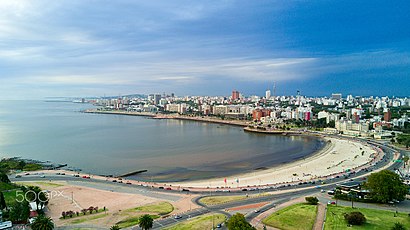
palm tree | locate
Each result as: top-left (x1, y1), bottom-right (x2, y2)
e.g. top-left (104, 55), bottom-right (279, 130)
top-left (31, 215), bottom-right (54, 230)
top-left (110, 225), bottom-right (120, 230)
top-left (139, 214), bottom-right (153, 230)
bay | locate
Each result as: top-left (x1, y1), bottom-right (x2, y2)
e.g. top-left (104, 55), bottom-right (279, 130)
top-left (0, 100), bottom-right (324, 182)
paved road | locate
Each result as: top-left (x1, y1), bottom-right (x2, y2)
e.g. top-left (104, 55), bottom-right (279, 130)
top-left (11, 140), bottom-right (406, 229)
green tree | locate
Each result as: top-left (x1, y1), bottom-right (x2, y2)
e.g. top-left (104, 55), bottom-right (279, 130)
top-left (110, 225), bottom-right (120, 230)
top-left (25, 186), bottom-right (48, 210)
top-left (31, 215), bottom-right (54, 230)
top-left (226, 213), bottom-right (256, 230)
top-left (365, 170), bottom-right (408, 203)
top-left (305, 196), bottom-right (319, 205)
top-left (0, 191), bottom-right (6, 210)
top-left (9, 201), bottom-right (30, 223)
top-left (0, 173), bottom-right (10, 183)
top-left (344, 212), bottom-right (366, 225)
top-left (391, 222), bottom-right (406, 230)
top-left (139, 214), bottom-right (153, 230)
top-left (403, 156), bottom-right (409, 167)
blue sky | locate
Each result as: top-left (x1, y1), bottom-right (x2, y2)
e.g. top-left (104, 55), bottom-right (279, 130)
top-left (0, 0), bottom-right (409, 99)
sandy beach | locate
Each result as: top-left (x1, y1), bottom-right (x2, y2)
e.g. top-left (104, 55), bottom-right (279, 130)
top-left (171, 137), bottom-right (380, 188)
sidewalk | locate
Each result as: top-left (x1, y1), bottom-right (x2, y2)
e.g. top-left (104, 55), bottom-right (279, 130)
top-left (312, 203), bottom-right (327, 230)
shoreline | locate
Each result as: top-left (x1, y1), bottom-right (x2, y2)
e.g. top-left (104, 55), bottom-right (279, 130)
top-left (84, 108), bottom-right (382, 188)
top-left (171, 136), bottom-right (381, 188)
top-left (10, 108), bottom-right (386, 190)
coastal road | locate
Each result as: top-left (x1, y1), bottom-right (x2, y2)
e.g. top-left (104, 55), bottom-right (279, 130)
top-left (10, 141), bottom-right (406, 229)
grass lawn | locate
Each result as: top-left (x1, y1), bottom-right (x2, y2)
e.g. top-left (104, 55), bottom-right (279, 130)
top-left (17, 181), bottom-right (64, 188)
top-left (325, 205), bottom-right (410, 230)
top-left (2, 189), bottom-right (22, 207)
top-left (200, 194), bottom-right (268, 206)
top-left (163, 213), bottom-right (226, 230)
top-left (70, 213), bottom-right (108, 224)
top-left (263, 203), bottom-right (318, 230)
top-left (115, 202), bottom-right (173, 228)
top-left (116, 215), bottom-right (159, 229)
top-left (0, 181), bottom-right (19, 191)
top-left (134, 201), bottom-right (174, 215)
top-left (200, 195), bottom-right (246, 206)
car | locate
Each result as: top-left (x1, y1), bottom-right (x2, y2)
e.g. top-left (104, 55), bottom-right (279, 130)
top-left (61, 173), bottom-right (65, 175)
top-left (15, 175), bottom-right (22, 178)
top-left (158, 186), bottom-right (164, 189)
top-left (112, 180), bottom-right (117, 182)
top-left (182, 188), bottom-right (190, 192)
top-left (216, 224), bottom-right (222, 228)
top-left (327, 190), bottom-right (335, 195)
top-left (321, 189), bottom-right (325, 193)
top-left (73, 174), bottom-right (80, 177)
top-left (56, 172), bottom-right (61, 175)
top-left (118, 180), bottom-right (123, 183)
top-left (241, 188), bottom-right (248, 191)
top-left (126, 182), bottom-right (132, 185)
top-left (40, 175), bottom-right (45, 178)
top-left (82, 176), bottom-right (90, 179)
top-left (25, 173), bottom-right (30, 175)
top-left (174, 215), bottom-right (182, 219)
top-left (254, 209), bottom-right (260, 213)
top-left (166, 187), bottom-right (172, 190)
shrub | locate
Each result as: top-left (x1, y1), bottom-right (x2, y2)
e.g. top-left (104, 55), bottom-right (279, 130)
top-left (344, 211), bottom-right (366, 225)
top-left (305, 196), bottom-right (319, 205)
top-left (391, 222), bottom-right (406, 230)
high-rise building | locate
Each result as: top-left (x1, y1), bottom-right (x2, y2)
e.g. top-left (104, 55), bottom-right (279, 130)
top-left (332, 93), bottom-right (342, 100)
top-left (265, 90), bottom-right (271, 99)
top-left (232, 90), bottom-right (240, 100)
top-left (384, 109), bottom-right (392, 122)
top-left (353, 112), bottom-right (360, 123)
top-left (154, 94), bottom-right (161, 105)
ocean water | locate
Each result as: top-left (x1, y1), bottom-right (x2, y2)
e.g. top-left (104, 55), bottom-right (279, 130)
top-left (0, 100), bottom-right (324, 182)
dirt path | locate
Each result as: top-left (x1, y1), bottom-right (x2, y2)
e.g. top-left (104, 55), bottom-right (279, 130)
top-left (313, 203), bottom-right (327, 230)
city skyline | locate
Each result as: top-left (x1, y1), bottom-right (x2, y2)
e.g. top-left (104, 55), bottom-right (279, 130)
top-left (0, 1), bottom-right (409, 99)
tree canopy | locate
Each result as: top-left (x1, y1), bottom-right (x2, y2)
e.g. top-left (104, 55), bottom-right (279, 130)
top-left (9, 201), bottom-right (30, 223)
top-left (226, 213), bottom-right (256, 230)
top-left (0, 191), bottom-right (7, 210)
top-left (139, 214), bottom-right (153, 230)
top-left (0, 173), bottom-right (10, 184)
top-left (364, 170), bottom-right (408, 203)
top-left (31, 215), bottom-right (54, 230)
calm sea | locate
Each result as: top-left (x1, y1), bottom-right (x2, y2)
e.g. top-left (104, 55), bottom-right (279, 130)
top-left (0, 100), bottom-right (324, 182)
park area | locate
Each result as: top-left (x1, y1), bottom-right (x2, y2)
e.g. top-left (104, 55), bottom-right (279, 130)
top-left (324, 205), bottom-right (410, 230)
top-left (263, 203), bottom-right (318, 230)
top-left (164, 213), bottom-right (226, 230)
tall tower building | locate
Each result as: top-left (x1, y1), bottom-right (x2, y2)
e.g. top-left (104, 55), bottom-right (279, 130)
top-left (232, 90), bottom-right (240, 100)
top-left (265, 90), bottom-right (271, 99)
top-left (384, 109), bottom-right (392, 122)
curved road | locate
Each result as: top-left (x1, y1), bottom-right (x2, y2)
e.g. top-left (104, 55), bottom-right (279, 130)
top-left (11, 140), bottom-right (406, 229)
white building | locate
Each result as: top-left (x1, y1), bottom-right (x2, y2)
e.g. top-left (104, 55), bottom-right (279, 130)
top-left (265, 90), bottom-right (271, 99)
